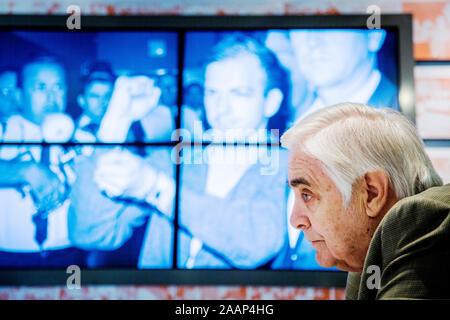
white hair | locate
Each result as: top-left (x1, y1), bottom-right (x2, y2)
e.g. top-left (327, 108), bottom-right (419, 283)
top-left (281, 102), bottom-right (443, 206)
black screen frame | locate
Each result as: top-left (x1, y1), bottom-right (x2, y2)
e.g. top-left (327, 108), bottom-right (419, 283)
top-left (0, 14), bottom-right (414, 287)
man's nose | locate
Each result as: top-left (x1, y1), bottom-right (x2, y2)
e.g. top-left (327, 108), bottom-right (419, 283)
top-left (46, 90), bottom-right (57, 105)
top-left (290, 207), bottom-right (311, 230)
top-left (215, 94), bottom-right (230, 115)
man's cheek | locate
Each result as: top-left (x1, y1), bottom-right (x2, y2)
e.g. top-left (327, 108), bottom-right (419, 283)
top-left (58, 95), bottom-right (67, 112)
top-left (33, 94), bottom-right (46, 108)
top-left (31, 98), bottom-right (46, 118)
top-left (57, 98), bottom-right (65, 112)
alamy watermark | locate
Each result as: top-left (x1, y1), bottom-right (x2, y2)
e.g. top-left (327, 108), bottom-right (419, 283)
top-left (66, 264), bottom-right (81, 289)
top-left (170, 121), bottom-right (281, 175)
top-left (366, 264), bottom-right (381, 290)
top-left (366, 5), bottom-right (381, 30)
top-left (66, 5), bottom-right (81, 30)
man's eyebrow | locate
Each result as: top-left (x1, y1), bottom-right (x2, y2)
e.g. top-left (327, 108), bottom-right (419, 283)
top-left (287, 177), bottom-right (311, 188)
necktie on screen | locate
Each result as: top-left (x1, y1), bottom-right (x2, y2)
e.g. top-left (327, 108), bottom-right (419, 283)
top-left (32, 212), bottom-right (48, 248)
top-left (130, 121), bottom-right (145, 142)
top-left (32, 145), bottom-right (51, 250)
top-left (83, 122), bottom-right (99, 136)
top-left (129, 121), bottom-right (146, 157)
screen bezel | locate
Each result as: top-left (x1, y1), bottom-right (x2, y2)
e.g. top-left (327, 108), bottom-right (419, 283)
top-left (0, 14), bottom-right (414, 287)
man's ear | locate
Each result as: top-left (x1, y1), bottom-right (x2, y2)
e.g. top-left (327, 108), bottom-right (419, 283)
top-left (15, 89), bottom-right (23, 111)
top-left (77, 95), bottom-right (86, 109)
top-left (367, 30), bottom-right (386, 52)
top-left (362, 169), bottom-right (389, 218)
top-left (263, 88), bottom-right (283, 118)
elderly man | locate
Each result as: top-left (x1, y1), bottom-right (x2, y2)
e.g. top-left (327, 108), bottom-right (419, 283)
top-left (281, 102), bottom-right (449, 299)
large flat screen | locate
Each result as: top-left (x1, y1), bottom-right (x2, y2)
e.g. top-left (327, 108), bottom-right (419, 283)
top-left (0, 15), bottom-right (415, 286)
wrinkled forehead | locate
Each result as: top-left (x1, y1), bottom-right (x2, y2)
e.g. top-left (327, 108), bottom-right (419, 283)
top-left (23, 62), bottom-right (65, 85)
top-left (204, 53), bottom-right (267, 87)
top-left (288, 148), bottom-right (318, 173)
top-left (287, 148), bottom-right (331, 190)
top-left (86, 80), bottom-right (113, 93)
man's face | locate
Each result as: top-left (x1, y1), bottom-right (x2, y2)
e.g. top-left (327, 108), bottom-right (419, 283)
top-left (22, 62), bottom-right (66, 125)
top-left (159, 75), bottom-right (177, 107)
top-left (204, 53), bottom-right (268, 131)
top-left (83, 80), bottom-right (113, 122)
top-left (185, 85), bottom-right (203, 109)
top-left (287, 148), bottom-right (370, 272)
top-left (0, 71), bottom-right (19, 120)
top-left (289, 30), bottom-right (371, 88)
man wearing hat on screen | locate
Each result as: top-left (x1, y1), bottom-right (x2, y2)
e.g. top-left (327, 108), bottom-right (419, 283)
top-left (281, 102), bottom-right (449, 299)
top-left (74, 61), bottom-right (115, 142)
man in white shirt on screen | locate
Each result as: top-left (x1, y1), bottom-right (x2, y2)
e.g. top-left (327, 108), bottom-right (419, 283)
top-left (0, 56), bottom-right (85, 267)
top-left (289, 29), bottom-right (399, 122)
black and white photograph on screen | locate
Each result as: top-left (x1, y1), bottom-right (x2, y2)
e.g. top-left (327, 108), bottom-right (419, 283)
top-left (0, 30), bottom-right (178, 268)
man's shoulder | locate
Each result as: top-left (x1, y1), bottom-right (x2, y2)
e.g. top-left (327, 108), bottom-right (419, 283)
top-left (378, 184), bottom-right (450, 250)
top-left (354, 184), bottom-right (450, 299)
top-left (380, 185), bottom-right (444, 246)
top-left (3, 115), bottom-right (41, 142)
top-left (397, 183), bottom-right (450, 206)
top-left (3, 115), bottom-right (25, 139)
top-left (381, 184), bottom-right (450, 234)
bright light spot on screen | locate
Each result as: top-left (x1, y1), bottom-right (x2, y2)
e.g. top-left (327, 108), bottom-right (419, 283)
top-left (148, 40), bottom-right (167, 57)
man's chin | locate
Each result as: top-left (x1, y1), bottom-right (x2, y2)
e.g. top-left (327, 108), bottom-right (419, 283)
top-left (313, 245), bottom-right (360, 272)
top-left (314, 250), bottom-right (338, 269)
top-left (315, 254), bottom-right (356, 272)
top-left (334, 260), bottom-right (363, 273)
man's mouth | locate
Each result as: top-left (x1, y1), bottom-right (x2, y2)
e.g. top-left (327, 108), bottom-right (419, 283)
top-left (311, 240), bottom-right (324, 246)
top-left (304, 234), bottom-right (324, 243)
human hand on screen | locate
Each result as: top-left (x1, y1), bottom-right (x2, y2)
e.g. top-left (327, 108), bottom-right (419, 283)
top-left (21, 162), bottom-right (66, 216)
top-left (96, 76), bottom-right (161, 143)
top-left (107, 75), bottom-right (161, 122)
top-left (94, 148), bottom-right (158, 201)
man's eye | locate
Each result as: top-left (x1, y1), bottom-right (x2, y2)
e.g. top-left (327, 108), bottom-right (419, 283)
top-left (53, 83), bottom-right (64, 92)
top-left (205, 89), bottom-right (216, 96)
top-left (232, 88), bottom-right (251, 97)
top-left (302, 193), bottom-right (312, 202)
top-left (35, 83), bottom-right (47, 91)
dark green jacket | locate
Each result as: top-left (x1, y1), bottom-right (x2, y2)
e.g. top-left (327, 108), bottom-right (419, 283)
top-left (346, 184), bottom-right (450, 300)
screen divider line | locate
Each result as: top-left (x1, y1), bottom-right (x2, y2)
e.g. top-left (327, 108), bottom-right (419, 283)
top-left (172, 29), bottom-right (185, 270)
